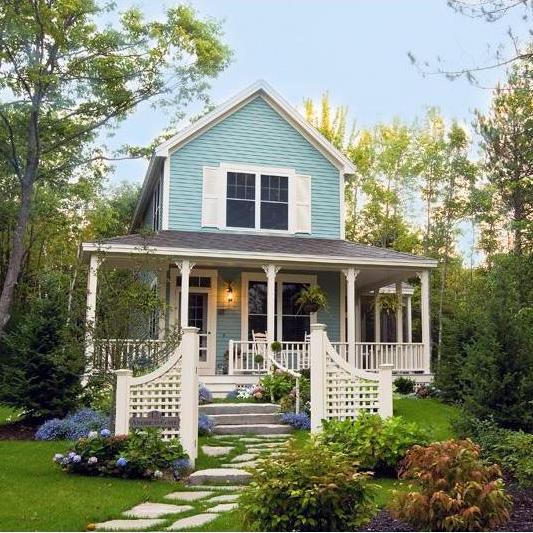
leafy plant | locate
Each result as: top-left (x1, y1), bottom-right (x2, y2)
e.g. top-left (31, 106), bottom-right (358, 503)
top-left (260, 369), bottom-right (295, 402)
top-left (240, 440), bottom-right (376, 531)
top-left (319, 413), bottom-right (428, 474)
top-left (390, 439), bottom-right (512, 531)
top-left (35, 409), bottom-right (109, 441)
top-left (393, 376), bottom-right (416, 395)
top-left (295, 285), bottom-right (329, 314)
top-left (453, 413), bottom-right (533, 487)
top-left (55, 428), bottom-right (187, 480)
top-left (270, 341), bottom-right (282, 353)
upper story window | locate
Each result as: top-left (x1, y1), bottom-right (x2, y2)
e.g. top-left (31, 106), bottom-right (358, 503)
top-left (225, 171), bottom-right (289, 231)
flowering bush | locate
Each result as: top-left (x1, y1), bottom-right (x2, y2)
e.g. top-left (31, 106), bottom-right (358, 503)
top-left (390, 439), bottom-right (512, 531)
top-left (260, 370), bottom-right (294, 402)
top-left (172, 457), bottom-right (193, 480)
top-left (227, 384), bottom-right (267, 401)
top-left (198, 413), bottom-right (214, 436)
top-left (35, 409), bottom-right (109, 441)
top-left (198, 384), bottom-right (213, 404)
top-left (280, 412), bottom-right (310, 430)
top-left (54, 428), bottom-right (187, 479)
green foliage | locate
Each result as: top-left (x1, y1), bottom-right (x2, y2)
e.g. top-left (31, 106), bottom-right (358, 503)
top-left (270, 341), bottom-right (282, 353)
top-left (319, 414), bottom-right (429, 475)
top-left (453, 413), bottom-right (533, 488)
top-left (259, 370), bottom-right (296, 402)
top-left (61, 429), bottom-right (187, 479)
top-left (391, 439), bottom-right (512, 531)
top-left (393, 377), bottom-right (416, 395)
top-left (295, 285), bottom-right (329, 313)
top-left (436, 253), bottom-right (533, 431)
top-left (0, 272), bottom-right (84, 419)
top-left (240, 439), bottom-right (377, 531)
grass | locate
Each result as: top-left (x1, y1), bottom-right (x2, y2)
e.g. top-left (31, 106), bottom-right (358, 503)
top-left (0, 397), bottom-right (457, 531)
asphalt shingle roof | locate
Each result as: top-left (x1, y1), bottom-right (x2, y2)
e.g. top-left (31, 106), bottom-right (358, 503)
top-left (90, 230), bottom-right (433, 264)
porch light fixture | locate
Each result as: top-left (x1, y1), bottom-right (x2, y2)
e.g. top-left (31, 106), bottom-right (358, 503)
top-left (225, 281), bottom-right (234, 305)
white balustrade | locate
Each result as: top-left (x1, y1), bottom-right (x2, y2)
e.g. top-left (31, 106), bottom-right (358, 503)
top-left (228, 340), bottom-right (269, 374)
top-left (354, 343), bottom-right (425, 372)
top-left (94, 338), bottom-right (168, 371)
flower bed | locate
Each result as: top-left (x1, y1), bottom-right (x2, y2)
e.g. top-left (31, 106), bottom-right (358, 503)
top-left (35, 409), bottom-right (109, 441)
top-left (53, 428), bottom-right (189, 480)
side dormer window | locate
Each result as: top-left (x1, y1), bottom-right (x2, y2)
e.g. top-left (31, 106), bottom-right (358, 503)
top-left (202, 164), bottom-right (311, 233)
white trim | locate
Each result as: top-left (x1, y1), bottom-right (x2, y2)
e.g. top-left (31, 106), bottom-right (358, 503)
top-left (155, 80), bottom-right (356, 175)
top-left (81, 242), bottom-right (439, 269)
top-left (339, 170), bottom-right (346, 239)
top-left (175, 268), bottom-right (218, 375)
top-left (219, 163), bottom-right (296, 234)
top-left (340, 273), bottom-right (346, 343)
top-left (162, 157), bottom-right (170, 230)
top-left (240, 271), bottom-right (317, 342)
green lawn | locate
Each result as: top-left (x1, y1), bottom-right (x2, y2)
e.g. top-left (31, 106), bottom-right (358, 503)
top-left (0, 398), bottom-right (457, 531)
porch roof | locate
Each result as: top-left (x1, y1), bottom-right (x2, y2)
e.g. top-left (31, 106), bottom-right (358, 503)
top-left (81, 230), bottom-right (437, 268)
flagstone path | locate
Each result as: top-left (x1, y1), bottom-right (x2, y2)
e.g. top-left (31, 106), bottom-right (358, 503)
top-left (94, 432), bottom-right (293, 531)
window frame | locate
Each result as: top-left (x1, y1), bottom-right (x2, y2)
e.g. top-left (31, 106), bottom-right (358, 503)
top-left (221, 164), bottom-right (295, 233)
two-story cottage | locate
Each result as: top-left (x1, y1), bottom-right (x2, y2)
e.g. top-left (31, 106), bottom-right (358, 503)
top-left (81, 81), bottom-right (436, 395)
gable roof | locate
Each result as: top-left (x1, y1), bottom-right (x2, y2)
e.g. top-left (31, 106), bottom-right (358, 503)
top-left (155, 80), bottom-right (356, 174)
top-left (132, 81), bottom-right (357, 229)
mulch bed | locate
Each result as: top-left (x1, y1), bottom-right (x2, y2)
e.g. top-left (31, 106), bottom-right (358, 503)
top-left (360, 481), bottom-right (533, 532)
top-left (0, 419), bottom-right (40, 440)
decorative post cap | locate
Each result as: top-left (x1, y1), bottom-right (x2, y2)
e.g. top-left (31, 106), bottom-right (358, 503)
top-left (182, 326), bottom-right (199, 333)
top-left (115, 369), bottom-right (133, 376)
top-left (310, 323), bottom-right (327, 331)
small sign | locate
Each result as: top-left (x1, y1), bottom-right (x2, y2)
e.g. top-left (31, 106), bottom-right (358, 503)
top-left (129, 410), bottom-right (180, 429)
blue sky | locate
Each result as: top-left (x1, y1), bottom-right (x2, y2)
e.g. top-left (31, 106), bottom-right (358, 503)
top-left (106, 0), bottom-right (525, 187)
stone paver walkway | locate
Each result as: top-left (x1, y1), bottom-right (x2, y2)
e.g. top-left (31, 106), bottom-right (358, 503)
top-left (94, 429), bottom-right (293, 531)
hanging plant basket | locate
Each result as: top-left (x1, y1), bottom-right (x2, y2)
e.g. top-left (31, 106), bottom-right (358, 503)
top-left (295, 285), bottom-right (329, 315)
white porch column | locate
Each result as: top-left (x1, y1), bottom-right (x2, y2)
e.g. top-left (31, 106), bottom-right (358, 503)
top-left (396, 282), bottom-right (403, 343)
top-left (406, 295), bottom-right (413, 343)
top-left (418, 270), bottom-right (431, 373)
top-left (374, 291), bottom-right (381, 343)
top-left (355, 291), bottom-right (362, 342)
top-left (177, 259), bottom-right (195, 328)
top-left (262, 264), bottom-right (280, 348)
top-left (85, 253), bottom-right (100, 370)
top-left (342, 268), bottom-right (359, 366)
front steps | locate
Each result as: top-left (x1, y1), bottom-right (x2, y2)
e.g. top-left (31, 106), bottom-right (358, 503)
top-left (199, 374), bottom-right (260, 398)
top-left (199, 402), bottom-right (292, 435)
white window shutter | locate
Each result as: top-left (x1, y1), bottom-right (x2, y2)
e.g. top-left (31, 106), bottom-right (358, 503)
top-left (293, 174), bottom-right (311, 233)
top-left (202, 166), bottom-right (220, 227)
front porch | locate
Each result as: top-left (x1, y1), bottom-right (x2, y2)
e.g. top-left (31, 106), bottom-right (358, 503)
top-left (84, 236), bottom-right (434, 384)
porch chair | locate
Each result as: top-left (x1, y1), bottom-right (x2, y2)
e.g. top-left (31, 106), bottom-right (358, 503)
top-left (251, 330), bottom-right (268, 367)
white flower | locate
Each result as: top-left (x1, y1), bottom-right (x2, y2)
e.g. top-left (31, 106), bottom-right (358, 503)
top-left (153, 470), bottom-right (163, 479)
top-left (88, 431), bottom-right (98, 439)
top-left (88, 456), bottom-right (98, 465)
top-left (53, 453), bottom-right (64, 463)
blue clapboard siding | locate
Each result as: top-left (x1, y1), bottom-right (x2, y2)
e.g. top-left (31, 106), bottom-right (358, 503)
top-left (169, 96), bottom-right (341, 239)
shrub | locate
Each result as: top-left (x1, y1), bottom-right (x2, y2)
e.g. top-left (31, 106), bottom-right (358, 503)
top-left (394, 376), bottom-right (416, 395)
top-left (319, 413), bottom-right (429, 475)
top-left (280, 412), bottom-right (310, 430)
top-left (35, 409), bottom-right (109, 440)
top-left (198, 384), bottom-right (212, 404)
top-left (54, 428), bottom-right (187, 479)
top-left (390, 439), bottom-right (512, 531)
top-left (260, 370), bottom-right (296, 402)
top-left (198, 413), bottom-right (214, 436)
top-left (453, 413), bottom-right (533, 487)
top-left (240, 440), bottom-right (376, 531)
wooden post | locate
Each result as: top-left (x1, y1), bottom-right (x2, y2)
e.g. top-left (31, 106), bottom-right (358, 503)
top-left (406, 295), bottom-right (413, 343)
top-left (396, 282), bottom-right (403, 343)
top-left (177, 260), bottom-right (194, 328)
top-left (355, 292), bottom-right (362, 342)
top-left (378, 363), bottom-right (394, 418)
top-left (418, 270), bottom-right (431, 373)
top-left (310, 323), bottom-right (327, 432)
top-left (115, 369), bottom-right (133, 435)
top-left (85, 254), bottom-right (99, 374)
top-left (180, 326), bottom-right (199, 467)
top-left (343, 268), bottom-right (359, 367)
top-left (262, 264), bottom-right (280, 350)
top-left (374, 291), bottom-right (381, 343)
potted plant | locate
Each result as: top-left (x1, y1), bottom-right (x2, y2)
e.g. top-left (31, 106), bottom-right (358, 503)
top-left (271, 341), bottom-right (282, 353)
top-left (295, 285), bottom-right (328, 314)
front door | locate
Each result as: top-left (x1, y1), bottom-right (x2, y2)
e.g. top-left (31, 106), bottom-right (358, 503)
top-left (176, 270), bottom-right (217, 376)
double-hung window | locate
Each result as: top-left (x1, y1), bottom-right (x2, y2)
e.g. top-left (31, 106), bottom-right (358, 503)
top-left (225, 170), bottom-right (289, 231)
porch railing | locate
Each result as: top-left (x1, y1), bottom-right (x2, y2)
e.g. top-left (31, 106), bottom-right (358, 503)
top-left (93, 339), bottom-right (169, 372)
top-left (228, 340), bottom-right (425, 374)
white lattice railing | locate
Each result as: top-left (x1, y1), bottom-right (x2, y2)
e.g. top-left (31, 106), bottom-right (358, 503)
top-left (114, 327), bottom-right (199, 466)
top-left (94, 338), bottom-right (169, 371)
top-left (310, 324), bottom-right (393, 430)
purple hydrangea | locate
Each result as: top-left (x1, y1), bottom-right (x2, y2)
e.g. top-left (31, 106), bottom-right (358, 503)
top-left (35, 409), bottom-right (109, 441)
top-left (198, 414), bottom-right (214, 436)
top-left (281, 412), bottom-right (311, 431)
top-left (116, 457), bottom-right (128, 467)
top-left (225, 389), bottom-right (240, 399)
top-left (72, 454), bottom-right (82, 463)
top-left (100, 428), bottom-right (111, 438)
top-left (198, 385), bottom-right (213, 404)
top-left (173, 458), bottom-right (191, 471)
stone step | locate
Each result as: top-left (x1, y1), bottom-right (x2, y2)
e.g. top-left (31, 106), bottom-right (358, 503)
top-left (188, 467), bottom-right (252, 486)
top-left (213, 423), bottom-right (293, 435)
top-left (199, 403), bottom-right (279, 415)
top-left (210, 413), bottom-right (281, 426)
